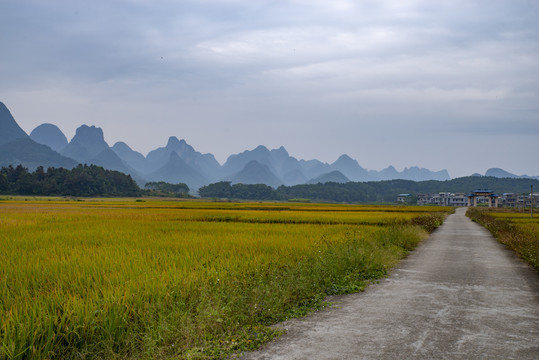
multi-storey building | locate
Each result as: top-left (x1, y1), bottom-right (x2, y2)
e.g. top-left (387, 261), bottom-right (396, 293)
top-left (448, 193), bottom-right (468, 207)
top-left (416, 191), bottom-right (538, 207)
top-left (417, 192), bottom-right (467, 206)
top-left (417, 193), bottom-right (435, 205)
top-left (396, 194), bottom-right (411, 203)
top-left (501, 193), bottom-right (518, 207)
top-left (500, 193), bottom-right (539, 207)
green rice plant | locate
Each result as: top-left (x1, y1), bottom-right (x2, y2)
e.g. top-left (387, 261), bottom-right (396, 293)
top-left (410, 210), bottom-right (453, 233)
top-left (467, 207), bottom-right (539, 269)
top-left (0, 200), bottom-right (450, 359)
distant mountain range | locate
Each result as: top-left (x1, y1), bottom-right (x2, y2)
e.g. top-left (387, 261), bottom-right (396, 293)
top-left (484, 168), bottom-right (539, 180)
top-left (2, 101), bottom-right (537, 191)
top-left (0, 103), bottom-right (77, 169)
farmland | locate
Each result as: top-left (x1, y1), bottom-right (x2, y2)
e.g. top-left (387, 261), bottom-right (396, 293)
top-left (467, 207), bottom-right (539, 270)
top-left (0, 199), bottom-right (450, 359)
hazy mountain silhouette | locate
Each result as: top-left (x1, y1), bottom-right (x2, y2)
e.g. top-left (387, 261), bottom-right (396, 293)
top-left (146, 137), bottom-right (221, 180)
top-left (366, 165), bottom-right (450, 181)
top-left (0, 101), bottom-right (458, 190)
top-left (399, 166), bottom-right (450, 181)
top-left (485, 168), bottom-right (539, 180)
top-left (330, 154), bottom-right (373, 182)
top-left (59, 124), bottom-right (141, 180)
top-left (271, 148), bottom-right (312, 185)
top-left (308, 170), bottom-right (350, 184)
top-left (147, 152), bottom-right (208, 190)
top-left (112, 141), bottom-right (149, 173)
top-left (87, 149), bottom-right (132, 174)
top-left (225, 160), bottom-right (282, 188)
top-left (0, 101), bottom-right (29, 145)
top-left (269, 146), bottom-right (292, 176)
top-left (0, 138), bottom-right (77, 170)
top-left (220, 147), bottom-right (451, 185)
top-left (281, 169), bottom-right (309, 186)
top-left (0, 103), bottom-right (76, 170)
top-left (87, 148), bottom-right (145, 184)
top-left (222, 145), bottom-right (278, 177)
top-left (279, 156), bottom-right (308, 186)
top-left (298, 159), bottom-right (331, 179)
top-left (370, 165), bottom-right (400, 180)
top-left (61, 125), bottom-right (110, 162)
top-left (30, 123), bottom-right (68, 152)
top-left (222, 145), bottom-right (323, 186)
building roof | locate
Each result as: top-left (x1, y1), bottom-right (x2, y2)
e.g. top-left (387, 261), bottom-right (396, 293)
top-left (473, 189), bottom-right (493, 193)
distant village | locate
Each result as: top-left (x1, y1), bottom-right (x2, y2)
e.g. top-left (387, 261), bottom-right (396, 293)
top-left (397, 191), bottom-right (539, 208)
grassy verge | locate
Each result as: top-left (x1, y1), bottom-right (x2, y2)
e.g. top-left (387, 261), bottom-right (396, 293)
top-left (0, 202), bottom-right (449, 359)
top-left (466, 207), bottom-right (539, 270)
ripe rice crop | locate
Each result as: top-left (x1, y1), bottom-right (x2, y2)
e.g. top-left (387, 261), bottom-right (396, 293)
top-left (467, 207), bottom-right (539, 270)
top-left (0, 199), bottom-right (450, 359)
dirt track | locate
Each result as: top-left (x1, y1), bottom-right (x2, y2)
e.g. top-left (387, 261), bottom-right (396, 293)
top-left (240, 207), bottom-right (539, 359)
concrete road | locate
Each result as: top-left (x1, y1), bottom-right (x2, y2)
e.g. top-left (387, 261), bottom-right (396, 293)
top-left (241, 208), bottom-right (539, 359)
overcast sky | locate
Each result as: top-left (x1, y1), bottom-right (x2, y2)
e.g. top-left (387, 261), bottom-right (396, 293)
top-left (1, 0), bottom-right (538, 178)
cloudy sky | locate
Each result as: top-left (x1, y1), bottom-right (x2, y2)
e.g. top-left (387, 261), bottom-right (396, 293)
top-left (1, 0), bottom-right (538, 178)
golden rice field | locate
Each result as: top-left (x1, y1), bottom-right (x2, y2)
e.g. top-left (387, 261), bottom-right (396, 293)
top-left (0, 198), bottom-right (450, 359)
top-left (467, 207), bottom-right (539, 270)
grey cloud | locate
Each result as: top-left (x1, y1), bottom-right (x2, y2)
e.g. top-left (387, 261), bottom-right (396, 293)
top-left (1, 0), bottom-right (538, 177)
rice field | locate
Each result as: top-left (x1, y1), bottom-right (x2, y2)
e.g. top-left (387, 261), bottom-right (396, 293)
top-left (0, 199), bottom-right (450, 359)
top-left (467, 207), bottom-right (539, 270)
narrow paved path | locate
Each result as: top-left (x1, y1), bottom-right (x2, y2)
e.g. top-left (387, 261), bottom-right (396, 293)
top-left (241, 208), bottom-right (539, 359)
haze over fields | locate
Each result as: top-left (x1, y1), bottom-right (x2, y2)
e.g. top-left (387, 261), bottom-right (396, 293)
top-left (1, 1), bottom-right (538, 178)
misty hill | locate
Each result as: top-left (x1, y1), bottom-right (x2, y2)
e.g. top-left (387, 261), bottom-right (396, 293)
top-left (0, 103), bottom-right (76, 170)
top-left (146, 137), bottom-right (221, 180)
top-left (30, 123), bottom-right (68, 152)
top-left (308, 170), bottom-right (350, 184)
top-left (87, 149), bottom-right (133, 175)
top-left (269, 146), bottom-right (290, 173)
top-left (299, 159), bottom-right (331, 180)
top-left (367, 165), bottom-right (450, 181)
top-left (61, 125), bottom-right (110, 162)
top-left (399, 166), bottom-right (450, 181)
top-left (486, 168), bottom-right (517, 178)
top-left (329, 154), bottom-right (373, 181)
top-left (279, 157), bottom-right (308, 185)
top-left (282, 168), bottom-right (309, 186)
top-left (223, 145), bottom-right (316, 183)
top-left (370, 165), bottom-right (397, 180)
top-left (58, 124), bottom-right (143, 182)
top-left (221, 145), bottom-right (451, 186)
top-left (0, 138), bottom-right (77, 170)
top-left (146, 152), bottom-right (208, 191)
top-left (225, 160), bottom-right (282, 188)
top-left (1, 101), bottom-right (459, 190)
top-left (269, 146), bottom-right (309, 182)
top-left (0, 101), bottom-right (29, 145)
top-left (485, 168), bottom-right (539, 180)
top-left (222, 145), bottom-right (315, 186)
top-left (112, 142), bottom-right (148, 173)
top-left (222, 145), bottom-right (277, 177)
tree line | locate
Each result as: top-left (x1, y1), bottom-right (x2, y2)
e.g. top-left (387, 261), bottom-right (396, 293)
top-left (143, 181), bottom-right (190, 197)
top-left (2, 165), bottom-right (537, 202)
top-left (199, 177), bottom-right (539, 203)
top-left (0, 164), bottom-right (141, 197)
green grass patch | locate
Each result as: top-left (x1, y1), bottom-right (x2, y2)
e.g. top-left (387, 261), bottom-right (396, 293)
top-left (467, 207), bottom-right (539, 270)
top-left (0, 201), bottom-right (449, 359)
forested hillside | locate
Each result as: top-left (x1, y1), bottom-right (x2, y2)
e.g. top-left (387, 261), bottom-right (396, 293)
top-left (199, 177), bottom-right (539, 203)
top-left (0, 164), bottom-right (140, 197)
